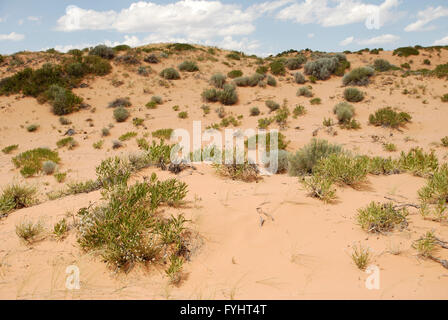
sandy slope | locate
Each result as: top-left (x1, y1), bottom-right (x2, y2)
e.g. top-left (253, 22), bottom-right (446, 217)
top-left (0, 46), bottom-right (447, 299)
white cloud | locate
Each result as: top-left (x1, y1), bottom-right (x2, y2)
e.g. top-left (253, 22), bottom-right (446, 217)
top-left (433, 35), bottom-right (448, 46)
top-left (405, 6), bottom-right (448, 32)
top-left (357, 34), bottom-right (399, 45)
top-left (339, 36), bottom-right (354, 46)
top-left (0, 32), bottom-right (25, 41)
top-left (276, 0), bottom-right (400, 28)
top-left (27, 16), bottom-right (41, 22)
top-left (307, 33), bottom-right (314, 38)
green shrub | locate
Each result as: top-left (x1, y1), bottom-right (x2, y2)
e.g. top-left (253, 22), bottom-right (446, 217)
top-left (373, 59), bottom-right (393, 72)
top-left (160, 68), bottom-right (180, 80)
top-left (53, 218), bottom-right (69, 239)
top-left (285, 57), bottom-right (303, 70)
top-left (333, 102), bottom-right (354, 123)
top-left (423, 59), bottom-right (431, 65)
top-left (441, 94), bottom-right (448, 102)
top-left (16, 220), bottom-right (43, 243)
top-left (115, 54), bottom-right (140, 65)
top-left (178, 111), bottom-right (188, 119)
top-left (226, 52), bottom-right (241, 60)
top-left (89, 45), bottom-right (115, 59)
top-left (297, 86), bottom-right (313, 97)
top-left (93, 140), bottom-right (104, 149)
top-left (262, 149), bottom-right (289, 174)
top-left (46, 84), bottom-right (83, 115)
top-left (246, 132), bottom-right (289, 152)
top-left (433, 64), bottom-right (448, 78)
top-left (82, 55), bottom-right (112, 76)
top-left (288, 139), bottom-right (342, 176)
top-left (256, 66), bottom-right (269, 74)
top-left (233, 76), bottom-right (249, 87)
top-left (0, 184), bottom-right (37, 216)
top-left (383, 143), bottom-right (397, 152)
top-left (119, 131), bottom-right (137, 141)
top-left (250, 107), bottom-right (260, 116)
top-left (357, 202), bottom-right (408, 233)
top-left (210, 73), bottom-right (226, 88)
top-left (310, 98), bottom-right (321, 105)
top-left (342, 67), bottom-right (374, 86)
top-left (393, 47), bottom-right (419, 57)
top-left (344, 87), bottom-right (364, 102)
top-left (301, 175), bottom-right (336, 203)
top-left (258, 117), bottom-right (273, 129)
top-left (265, 100), bottom-right (280, 112)
top-left (151, 95), bottom-right (163, 105)
top-left (114, 107), bottom-right (130, 122)
top-left (96, 156), bottom-right (132, 190)
top-left (202, 88), bottom-right (219, 102)
top-left (418, 164), bottom-right (448, 205)
top-left (2, 144), bottom-right (18, 154)
top-left (152, 128), bottom-right (173, 140)
top-left (178, 60), bottom-right (199, 72)
top-left (12, 148), bottom-right (60, 177)
top-left (26, 124), bottom-right (39, 132)
top-left (218, 84), bottom-right (238, 105)
top-left (144, 54), bottom-right (159, 64)
top-left (401, 63), bottom-right (411, 69)
top-left (351, 244), bottom-right (370, 270)
top-left (56, 137), bottom-right (77, 149)
top-left (213, 158), bottom-right (260, 182)
top-left (398, 148), bottom-right (438, 177)
top-left (304, 54), bottom-right (348, 80)
top-left (313, 154), bottom-right (369, 187)
top-left (267, 75), bottom-right (277, 86)
top-left (167, 43), bottom-right (196, 51)
top-left (113, 45), bottom-right (131, 52)
top-left (441, 136), bottom-right (448, 147)
top-left (293, 105), bottom-right (306, 117)
top-left (294, 72), bottom-right (306, 84)
top-left (369, 107), bottom-right (411, 128)
top-left (227, 70), bottom-right (243, 78)
top-left (138, 66), bottom-right (152, 77)
top-left (269, 60), bottom-right (286, 76)
top-left (54, 172), bottom-right (67, 183)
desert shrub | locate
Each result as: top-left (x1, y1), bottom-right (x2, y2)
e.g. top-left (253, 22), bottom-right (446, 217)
top-left (46, 84), bottom-right (83, 115)
top-left (393, 47), bottom-right (419, 57)
top-left (342, 67), bottom-right (374, 86)
top-left (12, 148), bottom-right (60, 177)
top-left (115, 54), bottom-right (140, 65)
top-left (433, 63), bottom-right (448, 78)
top-left (26, 124), bottom-right (39, 132)
top-left (310, 98), bottom-right (321, 105)
top-left (233, 76), bottom-right (249, 87)
top-left (213, 157), bottom-right (260, 182)
top-left (144, 54), bottom-right (159, 63)
top-left (293, 105), bottom-right (306, 117)
top-left (148, 140), bottom-right (172, 167)
top-left (113, 45), bottom-right (131, 52)
top-left (288, 139), bottom-right (342, 176)
top-left (151, 95), bottom-right (163, 105)
top-left (423, 59), bottom-right (431, 65)
top-left (383, 143), bottom-right (397, 152)
top-left (0, 184), bottom-right (37, 216)
top-left (264, 100), bottom-right (279, 113)
top-left (16, 220), bottom-right (44, 243)
top-left (262, 149), bottom-right (289, 174)
top-left (398, 148), bottom-right (438, 177)
top-left (401, 63), bottom-right (411, 69)
top-left (2, 144), bottom-right (18, 154)
top-left (297, 86), bottom-right (313, 97)
top-left (178, 60), bottom-right (199, 72)
top-left (246, 132), bottom-right (289, 152)
top-left (210, 73), bottom-right (226, 88)
top-left (267, 75), bottom-right (277, 86)
top-left (301, 175), bottom-right (336, 203)
top-left (356, 202), bottom-right (408, 233)
top-left (418, 164), bottom-right (448, 205)
top-left (366, 156), bottom-right (401, 175)
top-left (152, 128), bottom-right (173, 140)
top-left (226, 52), bottom-right (241, 60)
top-left (351, 244), bottom-right (370, 270)
top-left (333, 102), bottom-right (354, 123)
top-left (373, 59), bottom-right (393, 72)
top-left (202, 88), bottom-right (219, 102)
top-left (53, 218), bottom-right (68, 239)
top-left (109, 97), bottom-right (132, 108)
top-left (344, 87), bottom-right (364, 102)
top-left (218, 84), bottom-right (238, 105)
top-left (248, 73), bottom-right (265, 86)
top-left (178, 111), bottom-right (188, 119)
top-left (441, 94), bottom-right (448, 102)
top-left (304, 55), bottom-right (347, 80)
top-left (89, 45), bottom-right (115, 59)
top-left (258, 117), bottom-right (273, 129)
top-left (313, 154), bottom-right (369, 187)
top-left (160, 68), bottom-right (180, 80)
top-left (369, 107), bottom-right (411, 128)
top-left (102, 127), bottom-right (110, 137)
top-left (113, 107), bottom-right (130, 122)
top-left (256, 66), bottom-right (269, 74)
top-left (119, 132), bottom-right (138, 141)
top-left (285, 57), bottom-right (305, 70)
top-left (56, 137), bottom-right (76, 149)
top-left (250, 107), bottom-right (260, 116)
top-left (441, 136), bottom-right (448, 147)
top-left (269, 60), bottom-right (286, 76)
top-left (96, 156), bottom-right (132, 190)
top-left (138, 66), bottom-right (151, 76)
top-left (59, 117), bottom-right (71, 125)
top-left (293, 72), bottom-right (306, 84)
top-left (42, 160), bottom-right (57, 175)
top-left (227, 70), bottom-right (243, 78)
top-left (82, 55), bottom-right (112, 76)
top-left (0, 54), bottom-right (4, 64)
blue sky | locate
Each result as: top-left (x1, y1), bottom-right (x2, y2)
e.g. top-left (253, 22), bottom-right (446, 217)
top-left (0, 0), bottom-right (447, 56)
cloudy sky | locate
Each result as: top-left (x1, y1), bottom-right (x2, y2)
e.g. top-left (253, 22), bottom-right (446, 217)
top-left (0, 0), bottom-right (447, 56)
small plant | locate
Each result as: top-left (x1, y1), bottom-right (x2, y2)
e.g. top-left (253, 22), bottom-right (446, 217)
top-left (393, 46), bottom-right (419, 57)
top-left (160, 68), bottom-right (180, 80)
top-left (227, 70), bottom-right (243, 79)
top-left (313, 154), bottom-right (369, 187)
top-left (250, 107), bottom-right (260, 116)
top-left (288, 139), bottom-right (342, 176)
top-left (398, 148), bottom-right (438, 177)
top-left (165, 254), bottom-right (184, 285)
top-left (137, 66), bottom-right (151, 76)
top-left (46, 85), bottom-right (83, 115)
top-left (294, 72), bottom-right (306, 84)
top-left (102, 127), bottom-right (110, 137)
top-left (351, 244), bottom-right (370, 270)
top-left (267, 75), bottom-right (277, 86)
top-left (269, 60), bottom-right (286, 76)
top-left (369, 107), bottom-right (411, 128)
top-left (178, 60), bottom-right (198, 72)
top-left (226, 52), bottom-right (241, 60)
top-left (441, 136), bottom-right (448, 147)
top-left (383, 143), bottom-right (397, 152)
top-left (210, 73), bottom-right (226, 88)
top-left (53, 218), bottom-right (68, 239)
top-left (265, 100), bottom-right (280, 112)
top-left (356, 202), bottom-right (408, 233)
top-left (118, 132), bottom-right (137, 142)
top-left (333, 102), bottom-right (354, 124)
top-left (12, 148), bottom-right (60, 177)
top-left (132, 117), bottom-right (144, 127)
top-left (342, 67), bottom-right (374, 86)
top-left (42, 160), bottom-right (57, 175)
top-left (0, 183), bottom-right (37, 216)
top-left (423, 59), bottom-right (431, 65)
top-left (109, 97), bottom-right (131, 108)
top-left (144, 54), bottom-right (159, 63)
top-left (293, 105), bottom-right (306, 118)
top-left (26, 124), bottom-right (39, 132)
top-left (418, 164), bottom-right (448, 206)
top-left (310, 97), bottom-right (321, 105)
top-left (59, 117), bottom-right (71, 125)
top-left (2, 144), bottom-right (18, 154)
top-left (89, 45), bottom-right (115, 59)
top-left (413, 231), bottom-right (437, 258)
top-left (297, 86), bottom-right (313, 97)
top-left (322, 118), bottom-right (334, 127)
top-left (178, 111), bottom-right (188, 119)
top-left (56, 137), bottom-right (77, 149)
top-left (16, 220), bottom-right (44, 243)
top-left (54, 172), bottom-right (67, 183)
top-left (213, 157), bottom-right (260, 182)
top-left (441, 94), bottom-right (448, 102)
top-left (344, 87), bottom-right (364, 102)
top-left (301, 175), bottom-right (336, 203)
top-left (258, 117), bottom-right (273, 129)
top-left (152, 128), bottom-right (173, 140)
top-left (373, 59), bottom-right (393, 72)
top-left (96, 156), bottom-right (132, 190)
top-left (113, 107), bottom-right (130, 122)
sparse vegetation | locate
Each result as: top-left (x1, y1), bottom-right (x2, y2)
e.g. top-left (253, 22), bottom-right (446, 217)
top-left (342, 67), bottom-right (374, 86)
top-left (178, 60), bottom-right (199, 72)
top-left (357, 202), bottom-right (408, 233)
top-left (12, 148), bottom-right (60, 177)
top-left (114, 107), bottom-right (130, 122)
top-left (160, 68), bottom-right (180, 80)
top-left (2, 144), bottom-right (18, 154)
top-left (0, 184), bottom-right (37, 217)
top-left (16, 220), bottom-right (44, 243)
top-left (351, 244), bottom-right (370, 270)
top-left (344, 87), bottom-right (364, 102)
top-left (369, 107), bottom-right (411, 128)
